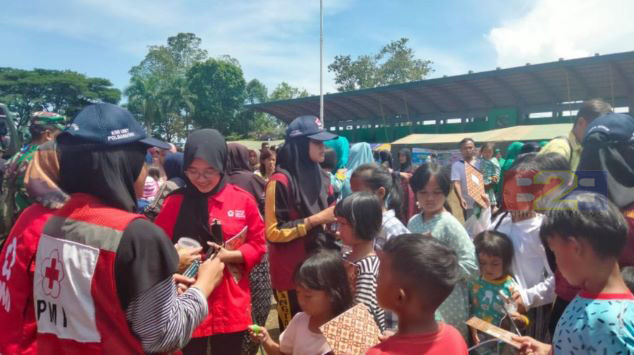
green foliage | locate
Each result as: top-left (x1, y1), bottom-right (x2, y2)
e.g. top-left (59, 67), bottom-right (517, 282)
top-left (0, 67), bottom-right (120, 129)
top-left (126, 32), bottom-right (208, 142)
top-left (270, 82), bottom-right (310, 101)
top-left (186, 58), bottom-right (246, 135)
top-left (328, 38), bottom-right (433, 92)
top-left (240, 80), bottom-right (310, 140)
top-left (126, 32), bottom-right (286, 141)
top-left (241, 79), bottom-right (283, 140)
top-left (245, 79), bottom-right (268, 105)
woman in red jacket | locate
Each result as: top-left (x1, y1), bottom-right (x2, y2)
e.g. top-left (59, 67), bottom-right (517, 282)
top-left (155, 129), bottom-right (266, 355)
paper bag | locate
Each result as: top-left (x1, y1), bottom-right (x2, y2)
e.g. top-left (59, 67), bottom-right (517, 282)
top-left (320, 303), bottom-right (381, 355)
top-left (465, 163), bottom-right (487, 208)
top-left (466, 317), bottom-right (521, 349)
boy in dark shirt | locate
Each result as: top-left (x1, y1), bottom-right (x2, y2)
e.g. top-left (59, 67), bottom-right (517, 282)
top-left (367, 234), bottom-right (468, 355)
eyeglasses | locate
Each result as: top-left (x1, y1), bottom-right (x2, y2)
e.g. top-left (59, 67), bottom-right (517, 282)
top-left (185, 169), bottom-right (217, 180)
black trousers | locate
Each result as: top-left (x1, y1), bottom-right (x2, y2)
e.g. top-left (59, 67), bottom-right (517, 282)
top-left (182, 331), bottom-right (246, 355)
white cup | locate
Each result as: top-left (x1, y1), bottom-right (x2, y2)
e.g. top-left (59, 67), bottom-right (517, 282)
top-left (177, 237), bottom-right (202, 249)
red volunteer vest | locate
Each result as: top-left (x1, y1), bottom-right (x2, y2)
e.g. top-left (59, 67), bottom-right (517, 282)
top-left (33, 194), bottom-right (145, 354)
top-left (0, 203), bottom-right (54, 354)
top-left (267, 173), bottom-right (308, 291)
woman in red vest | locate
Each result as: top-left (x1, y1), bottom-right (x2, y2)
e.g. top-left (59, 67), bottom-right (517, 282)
top-left (155, 129), bottom-right (266, 355)
top-left (0, 103), bottom-right (225, 354)
top-left (264, 115), bottom-right (339, 330)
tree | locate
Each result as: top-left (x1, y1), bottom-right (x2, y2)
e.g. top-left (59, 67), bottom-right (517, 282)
top-left (270, 82), bottom-right (310, 101)
top-left (245, 79), bottom-right (268, 105)
top-left (328, 38), bottom-right (433, 92)
top-left (186, 58), bottom-right (246, 135)
top-left (126, 32), bottom-right (208, 141)
top-left (0, 67), bottom-right (120, 129)
top-left (240, 79), bottom-right (285, 140)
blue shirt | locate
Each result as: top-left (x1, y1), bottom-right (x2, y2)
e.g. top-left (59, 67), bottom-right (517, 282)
top-left (553, 291), bottom-right (634, 354)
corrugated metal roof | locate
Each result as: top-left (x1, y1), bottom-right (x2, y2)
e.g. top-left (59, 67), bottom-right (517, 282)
top-left (247, 51), bottom-right (634, 124)
top-left (392, 123), bottom-right (573, 146)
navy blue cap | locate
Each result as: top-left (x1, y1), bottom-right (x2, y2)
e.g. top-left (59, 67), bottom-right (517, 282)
top-left (59, 103), bottom-right (170, 149)
top-left (583, 112), bottom-right (634, 144)
top-left (285, 115), bottom-right (337, 141)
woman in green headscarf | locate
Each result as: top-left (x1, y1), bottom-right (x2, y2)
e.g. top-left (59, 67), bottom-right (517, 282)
top-left (497, 141), bottom-right (524, 204)
top-left (501, 141), bottom-right (524, 172)
top-left (324, 136), bottom-right (350, 173)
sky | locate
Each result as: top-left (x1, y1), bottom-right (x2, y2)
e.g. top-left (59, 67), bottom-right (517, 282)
top-left (2, 0), bottom-right (634, 98)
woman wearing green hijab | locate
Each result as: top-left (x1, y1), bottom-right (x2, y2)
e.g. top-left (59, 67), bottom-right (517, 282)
top-left (501, 141), bottom-right (524, 172)
top-left (324, 136), bottom-right (350, 173)
top-left (497, 141), bottom-right (524, 204)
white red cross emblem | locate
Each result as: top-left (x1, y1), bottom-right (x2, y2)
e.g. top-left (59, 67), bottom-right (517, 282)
top-left (41, 249), bottom-right (65, 299)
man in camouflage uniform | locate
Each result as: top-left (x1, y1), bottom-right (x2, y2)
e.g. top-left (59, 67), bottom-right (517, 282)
top-left (0, 112), bottom-right (65, 241)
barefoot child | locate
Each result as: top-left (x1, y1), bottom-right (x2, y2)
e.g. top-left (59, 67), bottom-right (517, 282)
top-left (335, 192), bottom-right (386, 331)
top-left (515, 192), bottom-right (634, 354)
top-left (367, 234), bottom-right (468, 354)
top-left (249, 251), bottom-right (352, 355)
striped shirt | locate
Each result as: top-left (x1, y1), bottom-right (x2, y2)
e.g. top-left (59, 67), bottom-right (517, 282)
top-left (375, 209), bottom-right (410, 249)
top-left (126, 277), bottom-right (208, 353)
top-left (344, 253), bottom-right (386, 331)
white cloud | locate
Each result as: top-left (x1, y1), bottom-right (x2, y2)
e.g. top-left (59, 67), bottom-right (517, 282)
top-left (488, 0), bottom-right (634, 68)
top-left (412, 46), bottom-right (472, 78)
top-left (2, 0), bottom-right (354, 94)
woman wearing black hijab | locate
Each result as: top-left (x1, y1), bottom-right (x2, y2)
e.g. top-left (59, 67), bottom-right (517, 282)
top-left (398, 148), bottom-right (413, 173)
top-left (155, 129), bottom-right (266, 355)
top-left (227, 143), bottom-right (266, 211)
top-left (0, 103), bottom-right (224, 354)
top-left (264, 115), bottom-right (338, 330)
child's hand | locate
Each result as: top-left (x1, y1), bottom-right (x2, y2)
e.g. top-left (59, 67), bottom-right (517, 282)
top-left (509, 311), bottom-right (530, 327)
top-left (378, 330), bottom-right (395, 342)
top-left (511, 290), bottom-right (527, 313)
top-left (512, 335), bottom-right (552, 355)
top-left (248, 324), bottom-right (270, 344)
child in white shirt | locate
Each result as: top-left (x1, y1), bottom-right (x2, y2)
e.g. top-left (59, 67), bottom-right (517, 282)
top-left (249, 251), bottom-right (353, 355)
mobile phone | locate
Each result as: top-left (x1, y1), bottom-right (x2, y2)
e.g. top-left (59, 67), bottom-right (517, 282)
top-left (182, 245), bottom-right (220, 278)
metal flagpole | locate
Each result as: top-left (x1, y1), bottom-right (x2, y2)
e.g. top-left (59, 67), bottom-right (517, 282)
top-left (320, 0), bottom-right (324, 124)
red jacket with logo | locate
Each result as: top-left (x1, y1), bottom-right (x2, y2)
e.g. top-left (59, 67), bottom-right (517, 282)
top-left (0, 203), bottom-right (54, 354)
top-left (155, 184), bottom-right (266, 337)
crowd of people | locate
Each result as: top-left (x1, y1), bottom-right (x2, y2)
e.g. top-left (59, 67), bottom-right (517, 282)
top-left (0, 98), bottom-right (632, 354)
